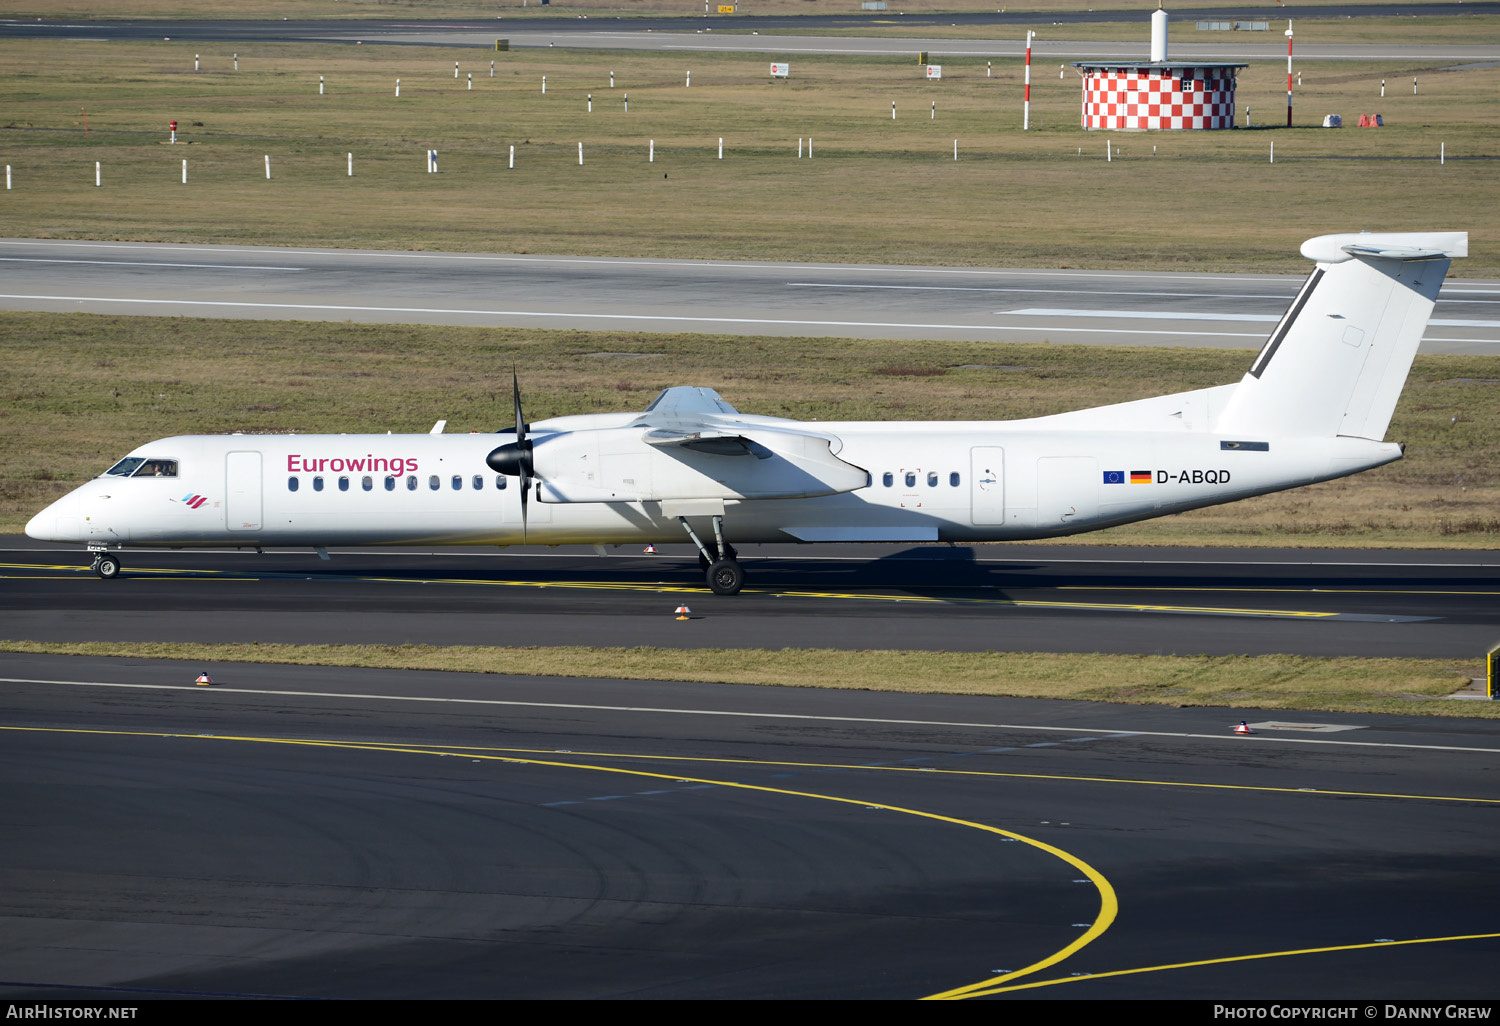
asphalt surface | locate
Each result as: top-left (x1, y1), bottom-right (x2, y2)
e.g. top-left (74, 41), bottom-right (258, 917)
top-left (6, 7), bottom-right (1500, 62)
top-left (4, 239), bottom-right (1496, 352)
top-left (4, 538), bottom-right (1497, 658)
top-left (1, 651), bottom-right (1497, 999)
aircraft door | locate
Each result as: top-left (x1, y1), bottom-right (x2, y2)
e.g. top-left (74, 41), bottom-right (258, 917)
top-left (969, 447), bottom-right (1005, 525)
top-left (1036, 457), bottom-right (1099, 527)
top-left (225, 451), bottom-right (263, 531)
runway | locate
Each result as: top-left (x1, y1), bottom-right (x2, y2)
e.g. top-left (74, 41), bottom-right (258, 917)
top-left (4, 538), bottom-right (1497, 658)
top-left (4, 239), bottom-right (1498, 352)
top-left (1, 651), bottom-right (1497, 999)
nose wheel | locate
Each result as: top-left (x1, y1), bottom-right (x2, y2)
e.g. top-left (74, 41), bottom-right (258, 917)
top-left (91, 553), bottom-right (122, 579)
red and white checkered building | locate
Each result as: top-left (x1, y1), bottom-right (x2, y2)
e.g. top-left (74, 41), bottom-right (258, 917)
top-left (1074, 61), bottom-right (1246, 131)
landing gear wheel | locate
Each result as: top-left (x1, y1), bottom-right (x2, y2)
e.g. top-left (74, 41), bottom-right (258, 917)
top-left (93, 554), bottom-right (122, 579)
top-left (707, 559), bottom-right (744, 596)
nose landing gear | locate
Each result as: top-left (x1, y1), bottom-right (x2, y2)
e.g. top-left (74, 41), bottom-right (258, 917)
top-left (90, 551), bottom-right (122, 579)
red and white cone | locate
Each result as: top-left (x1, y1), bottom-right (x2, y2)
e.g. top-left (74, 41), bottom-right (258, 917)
top-left (1234, 720), bottom-right (1252, 735)
top-left (644, 544), bottom-right (657, 553)
top-left (675, 604), bottom-right (691, 620)
top-left (195, 672), bottom-right (213, 686)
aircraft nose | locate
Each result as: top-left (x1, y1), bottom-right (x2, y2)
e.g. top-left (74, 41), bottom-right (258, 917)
top-left (25, 490), bottom-right (82, 542)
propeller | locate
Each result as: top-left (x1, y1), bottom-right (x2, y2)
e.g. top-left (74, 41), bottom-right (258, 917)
top-left (485, 371), bottom-right (534, 538)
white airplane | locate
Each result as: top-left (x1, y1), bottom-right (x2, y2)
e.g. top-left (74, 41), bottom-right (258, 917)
top-left (26, 231), bottom-right (1465, 595)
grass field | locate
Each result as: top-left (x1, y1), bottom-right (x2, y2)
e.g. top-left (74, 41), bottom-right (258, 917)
top-left (3, 311), bottom-right (1496, 545)
top-left (0, 640), bottom-right (1490, 719)
top-left (2, 39), bottom-right (1496, 272)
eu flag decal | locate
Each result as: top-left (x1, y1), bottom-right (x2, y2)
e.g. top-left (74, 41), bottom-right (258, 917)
top-left (1103, 470), bottom-right (1125, 484)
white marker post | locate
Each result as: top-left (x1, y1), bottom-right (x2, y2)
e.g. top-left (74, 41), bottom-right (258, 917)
top-left (588, 93), bottom-right (592, 112)
top-left (578, 142), bottom-right (583, 165)
top-left (718, 137), bottom-right (723, 159)
top-left (5, 166), bottom-right (9, 190)
top-left (649, 139), bottom-right (654, 162)
top-left (1414, 77), bottom-right (1418, 95)
top-left (348, 152), bottom-right (353, 176)
top-left (686, 70), bottom-right (691, 87)
top-left (798, 138), bottom-right (802, 158)
top-left (181, 159), bottom-right (187, 184)
top-left (987, 61), bottom-right (991, 78)
top-left (468, 73), bottom-right (472, 91)
top-left (320, 75), bottom-right (325, 95)
top-left (509, 144), bottom-right (514, 169)
top-left (808, 137), bottom-right (813, 158)
top-left (953, 139), bottom-right (957, 160)
top-left (1060, 64), bottom-right (1065, 80)
top-left (1107, 139), bottom-right (1112, 162)
top-left (95, 161), bottom-right (100, 187)
top-left (195, 54), bottom-right (199, 72)
top-left (1441, 142), bottom-right (1445, 165)
top-left (234, 53), bottom-right (238, 71)
top-left (455, 61), bottom-right (459, 79)
top-left (892, 101), bottom-right (896, 120)
top-left (265, 154), bottom-right (271, 179)
top-left (396, 79), bottom-right (400, 97)
top-left (542, 76), bottom-right (546, 94)
top-left (624, 93), bottom-right (629, 111)
top-left (491, 60), bottom-right (495, 78)
top-left (610, 71), bottom-right (615, 88)
top-left (1270, 141), bottom-right (1275, 163)
top-left (1381, 78), bottom-right (1385, 97)
top-left (931, 100), bottom-right (935, 120)
top-left (1024, 30), bottom-right (1034, 130)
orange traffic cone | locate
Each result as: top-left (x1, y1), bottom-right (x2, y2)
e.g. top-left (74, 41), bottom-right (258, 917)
top-left (195, 672), bottom-right (213, 686)
top-left (675, 605), bottom-right (691, 620)
top-left (1234, 720), bottom-right (1252, 735)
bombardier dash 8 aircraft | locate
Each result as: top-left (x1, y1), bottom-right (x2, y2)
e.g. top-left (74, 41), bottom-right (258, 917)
top-left (27, 231), bottom-right (1466, 595)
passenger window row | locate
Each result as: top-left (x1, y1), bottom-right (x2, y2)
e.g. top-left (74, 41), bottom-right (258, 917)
top-left (287, 474), bottom-right (509, 493)
top-left (880, 471), bottom-right (962, 488)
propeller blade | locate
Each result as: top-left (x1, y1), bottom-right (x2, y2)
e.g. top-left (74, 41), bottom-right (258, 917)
top-left (513, 368), bottom-right (526, 442)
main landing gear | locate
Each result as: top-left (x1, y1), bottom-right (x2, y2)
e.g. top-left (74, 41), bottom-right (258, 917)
top-left (90, 550), bottom-right (122, 579)
top-left (678, 515), bottom-right (743, 595)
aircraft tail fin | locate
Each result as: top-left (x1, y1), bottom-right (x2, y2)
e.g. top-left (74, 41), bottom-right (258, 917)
top-left (1214, 231), bottom-right (1466, 441)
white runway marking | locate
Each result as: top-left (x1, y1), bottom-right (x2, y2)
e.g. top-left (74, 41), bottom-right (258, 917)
top-left (4, 675), bottom-right (1500, 755)
top-left (0, 257), bottom-right (303, 271)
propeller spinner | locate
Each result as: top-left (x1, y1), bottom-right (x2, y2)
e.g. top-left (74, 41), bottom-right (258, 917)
top-left (485, 372), bottom-right (534, 536)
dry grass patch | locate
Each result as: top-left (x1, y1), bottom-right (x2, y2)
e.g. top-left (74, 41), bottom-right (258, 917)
top-left (0, 640), bottom-right (1489, 718)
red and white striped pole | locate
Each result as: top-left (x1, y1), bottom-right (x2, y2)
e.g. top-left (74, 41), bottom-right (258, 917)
top-left (1024, 30), bottom-right (1034, 130)
top-left (1285, 20), bottom-right (1294, 127)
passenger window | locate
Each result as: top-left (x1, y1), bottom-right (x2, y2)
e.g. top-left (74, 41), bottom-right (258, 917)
top-left (385, 476), bottom-right (396, 491)
top-left (452, 475), bottom-right (462, 491)
top-left (950, 472), bottom-right (960, 487)
top-left (495, 475), bottom-right (507, 490)
top-left (406, 475), bottom-right (417, 490)
top-left (313, 476), bottom-right (324, 492)
top-left (362, 476), bottom-right (373, 491)
top-left (472, 475), bottom-right (483, 490)
top-left (429, 475), bottom-right (440, 491)
top-left (338, 476), bottom-right (349, 492)
top-left (133, 459), bottom-right (178, 478)
top-left (927, 472), bottom-right (938, 487)
top-left (288, 476), bottom-right (299, 492)
top-left (882, 472), bottom-right (893, 487)
top-left (904, 472), bottom-right (916, 488)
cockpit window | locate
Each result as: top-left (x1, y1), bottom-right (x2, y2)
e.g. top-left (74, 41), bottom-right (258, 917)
top-left (104, 457), bottom-right (145, 477)
top-left (132, 459), bottom-right (178, 478)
